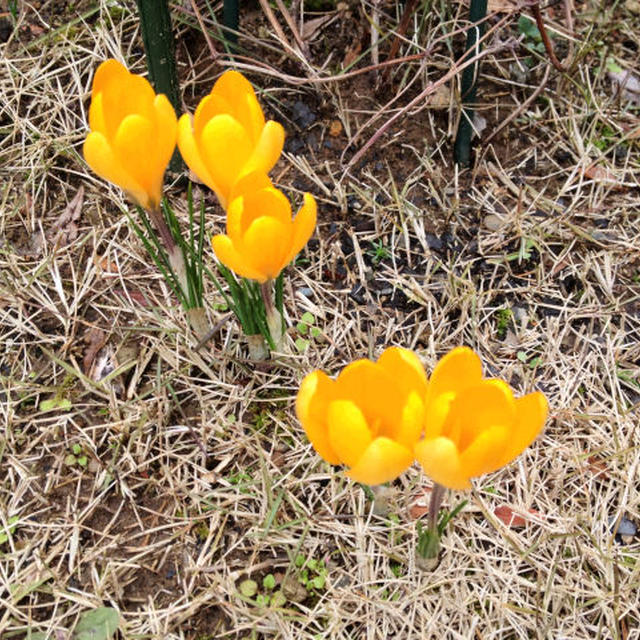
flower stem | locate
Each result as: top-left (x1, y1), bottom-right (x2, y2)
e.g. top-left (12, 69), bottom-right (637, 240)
top-left (428, 483), bottom-right (446, 533)
top-left (416, 483), bottom-right (446, 570)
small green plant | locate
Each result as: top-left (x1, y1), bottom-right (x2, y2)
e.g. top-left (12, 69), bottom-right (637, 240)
top-left (64, 443), bottom-right (88, 468)
top-left (238, 574), bottom-right (286, 608)
top-left (295, 311), bottom-right (322, 352)
top-left (294, 553), bottom-right (328, 592)
top-left (495, 308), bottom-right (512, 339)
top-left (518, 15), bottom-right (546, 65)
top-left (593, 123), bottom-right (616, 151)
top-left (367, 239), bottom-right (391, 265)
top-left (517, 351), bottom-right (542, 369)
top-left (0, 515), bottom-right (19, 545)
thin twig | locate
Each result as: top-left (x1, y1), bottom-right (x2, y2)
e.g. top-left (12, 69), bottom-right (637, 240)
top-left (532, 0), bottom-right (566, 72)
top-left (188, 0), bottom-right (219, 62)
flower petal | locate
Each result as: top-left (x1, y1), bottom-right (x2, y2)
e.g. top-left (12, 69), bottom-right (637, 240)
top-left (242, 216), bottom-right (292, 281)
top-left (113, 114), bottom-right (160, 208)
top-left (211, 70), bottom-right (265, 142)
top-left (426, 346), bottom-right (483, 406)
top-left (177, 114), bottom-right (221, 203)
top-left (327, 400), bottom-right (372, 468)
top-left (414, 437), bottom-right (471, 490)
top-left (83, 132), bottom-right (148, 208)
top-left (449, 379), bottom-right (515, 451)
top-left (199, 114), bottom-right (253, 204)
top-left (459, 424), bottom-right (509, 478)
top-left (283, 192), bottom-right (317, 267)
top-left (211, 234), bottom-right (266, 281)
top-left (91, 58), bottom-right (128, 98)
top-left (393, 391), bottom-right (424, 448)
top-left (228, 171), bottom-right (273, 203)
top-left (377, 347), bottom-right (428, 396)
top-left (335, 360), bottom-right (403, 435)
top-left (498, 391), bottom-right (547, 467)
top-left (243, 120), bottom-right (285, 177)
top-left (346, 437), bottom-right (413, 485)
top-left (193, 92), bottom-right (233, 140)
top-left (296, 371), bottom-right (339, 465)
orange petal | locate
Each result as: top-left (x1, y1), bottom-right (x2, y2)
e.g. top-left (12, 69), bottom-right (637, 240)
top-left (211, 234), bottom-right (266, 281)
top-left (199, 114), bottom-right (252, 204)
top-left (194, 92), bottom-right (233, 140)
top-left (327, 400), bottom-right (373, 468)
top-left (177, 114), bottom-right (222, 204)
top-left (228, 171), bottom-right (273, 203)
top-left (153, 94), bottom-right (178, 167)
top-left (377, 347), bottom-right (427, 396)
top-left (88, 92), bottom-right (107, 136)
top-left (296, 371), bottom-right (339, 465)
top-left (392, 391), bottom-right (424, 448)
top-left (334, 360), bottom-right (403, 435)
top-left (346, 437), bottom-right (413, 485)
top-left (211, 70), bottom-right (265, 142)
top-left (414, 437), bottom-right (471, 490)
top-left (239, 187), bottom-right (291, 234)
top-left (426, 346), bottom-right (483, 406)
top-left (283, 193), bottom-right (317, 267)
top-left (242, 120), bottom-right (285, 177)
top-left (459, 424), bottom-right (509, 478)
top-left (242, 216), bottom-right (292, 281)
top-left (83, 132), bottom-right (148, 208)
top-left (449, 379), bottom-right (515, 450)
top-left (113, 114), bottom-right (160, 208)
top-left (498, 392), bottom-right (547, 467)
top-left (91, 59), bottom-right (128, 98)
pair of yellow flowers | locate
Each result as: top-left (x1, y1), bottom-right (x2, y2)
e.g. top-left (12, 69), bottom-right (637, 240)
top-left (297, 346), bottom-right (548, 489)
top-left (83, 59), bottom-right (316, 284)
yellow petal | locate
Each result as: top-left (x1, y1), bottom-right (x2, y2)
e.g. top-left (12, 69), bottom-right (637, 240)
top-left (226, 188), bottom-right (291, 246)
top-left (414, 437), bottom-right (471, 490)
top-left (113, 114), bottom-right (160, 208)
top-left (242, 216), bottom-right (292, 281)
top-left (88, 92), bottom-right (107, 136)
top-left (177, 114), bottom-right (222, 203)
top-left (424, 391), bottom-right (456, 440)
top-left (283, 192), bottom-right (317, 267)
top-left (335, 360), bottom-right (402, 435)
top-left (242, 120), bottom-right (285, 177)
top-left (449, 379), bottom-right (515, 450)
top-left (296, 371), bottom-right (339, 465)
top-left (426, 346), bottom-right (483, 406)
top-left (459, 424), bottom-right (509, 478)
top-left (83, 132), bottom-right (148, 208)
top-left (347, 437), bottom-right (414, 485)
top-left (228, 171), bottom-right (273, 203)
top-left (199, 114), bottom-right (252, 204)
top-left (91, 59), bottom-right (128, 98)
top-left (211, 234), bottom-right (266, 281)
top-left (212, 70), bottom-right (265, 142)
top-left (101, 73), bottom-right (156, 142)
top-left (327, 400), bottom-right (372, 468)
top-left (392, 391), bottom-right (424, 448)
top-left (377, 347), bottom-right (427, 396)
top-left (153, 94), bottom-right (177, 168)
top-left (497, 391), bottom-right (548, 467)
top-left (194, 92), bottom-right (233, 140)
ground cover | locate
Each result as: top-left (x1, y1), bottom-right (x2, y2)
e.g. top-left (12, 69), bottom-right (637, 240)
top-left (1, 0), bottom-right (639, 638)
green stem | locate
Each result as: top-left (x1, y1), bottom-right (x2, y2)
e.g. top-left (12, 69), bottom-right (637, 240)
top-left (136, 0), bottom-right (182, 171)
top-left (453, 0), bottom-right (488, 168)
top-left (223, 0), bottom-right (239, 52)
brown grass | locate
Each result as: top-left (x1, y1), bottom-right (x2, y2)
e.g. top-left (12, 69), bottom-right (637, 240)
top-left (1, 0), bottom-right (639, 638)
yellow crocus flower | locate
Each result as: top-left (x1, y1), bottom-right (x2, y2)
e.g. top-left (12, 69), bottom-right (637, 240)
top-left (83, 59), bottom-right (177, 210)
top-left (211, 172), bottom-right (316, 283)
top-left (177, 71), bottom-right (285, 209)
top-left (296, 347), bottom-right (428, 485)
top-left (414, 347), bottom-right (548, 490)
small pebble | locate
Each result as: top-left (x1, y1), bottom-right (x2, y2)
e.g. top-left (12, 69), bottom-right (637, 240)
top-left (484, 214), bottom-right (504, 231)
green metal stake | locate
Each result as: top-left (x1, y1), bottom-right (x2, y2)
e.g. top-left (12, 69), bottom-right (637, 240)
top-left (136, 0), bottom-right (182, 172)
top-left (453, 0), bottom-right (488, 168)
top-left (223, 0), bottom-right (239, 52)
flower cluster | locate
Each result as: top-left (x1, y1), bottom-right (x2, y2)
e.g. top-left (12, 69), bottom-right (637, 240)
top-left (83, 60), bottom-right (315, 283)
top-left (297, 346), bottom-right (547, 489)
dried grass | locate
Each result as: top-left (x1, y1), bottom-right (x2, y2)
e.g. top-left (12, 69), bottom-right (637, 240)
top-left (1, 1), bottom-right (639, 638)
